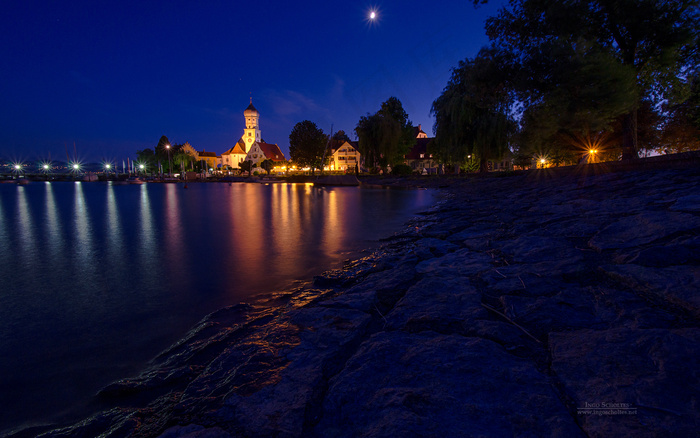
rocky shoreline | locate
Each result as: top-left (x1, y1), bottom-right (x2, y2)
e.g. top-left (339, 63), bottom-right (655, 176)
top-left (16, 161), bottom-right (700, 437)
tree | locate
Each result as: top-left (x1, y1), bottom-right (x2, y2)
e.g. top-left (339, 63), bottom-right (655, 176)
top-left (239, 160), bottom-right (252, 176)
top-left (260, 159), bottom-right (274, 175)
top-left (431, 48), bottom-right (516, 172)
top-left (289, 120), bottom-right (328, 175)
top-left (480, 0), bottom-right (700, 160)
top-left (136, 148), bottom-right (157, 168)
top-left (172, 148), bottom-right (195, 171)
top-left (332, 130), bottom-right (351, 144)
top-left (355, 97), bottom-right (415, 169)
top-left (659, 71), bottom-right (700, 152)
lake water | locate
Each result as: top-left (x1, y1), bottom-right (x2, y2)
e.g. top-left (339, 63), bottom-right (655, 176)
top-left (0, 181), bottom-right (435, 434)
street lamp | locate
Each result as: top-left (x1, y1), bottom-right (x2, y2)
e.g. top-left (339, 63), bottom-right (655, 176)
top-left (166, 144), bottom-right (172, 178)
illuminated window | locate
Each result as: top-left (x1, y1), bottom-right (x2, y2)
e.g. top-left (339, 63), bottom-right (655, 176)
top-left (420, 154), bottom-right (425, 159)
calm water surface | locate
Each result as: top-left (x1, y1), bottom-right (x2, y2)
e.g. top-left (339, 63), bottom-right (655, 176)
top-left (0, 181), bottom-right (435, 433)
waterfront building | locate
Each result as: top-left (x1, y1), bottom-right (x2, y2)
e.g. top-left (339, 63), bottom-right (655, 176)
top-left (181, 142), bottom-right (223, 170)
top-left (198, 150), bottom-right (220, 170)
top-left (329, 141), bottom-right (361, 172)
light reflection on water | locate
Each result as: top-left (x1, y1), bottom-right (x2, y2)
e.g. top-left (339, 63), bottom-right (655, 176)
top-left (0, 181), bottom-right (435, 433)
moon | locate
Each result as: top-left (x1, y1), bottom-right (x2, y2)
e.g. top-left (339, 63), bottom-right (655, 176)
top-left (370, 11), bottom-right (377, 20)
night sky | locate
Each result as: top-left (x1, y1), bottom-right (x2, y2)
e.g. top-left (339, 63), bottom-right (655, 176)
top-left (1, 1), bottom-right (505, 163)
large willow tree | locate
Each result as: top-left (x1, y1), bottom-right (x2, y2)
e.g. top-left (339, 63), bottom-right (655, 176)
top-left (431, 48), bottom-right (515, 172)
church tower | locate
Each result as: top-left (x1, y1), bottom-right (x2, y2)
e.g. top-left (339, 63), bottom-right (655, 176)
top-left (243, 98), bottom-right (261, 153)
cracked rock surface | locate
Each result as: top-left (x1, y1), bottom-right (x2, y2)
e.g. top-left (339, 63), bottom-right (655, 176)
top-left (23, 165), bottom-right (700, 438)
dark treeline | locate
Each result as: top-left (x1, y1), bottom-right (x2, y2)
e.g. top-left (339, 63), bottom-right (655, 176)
top-left (431, 0), bottom-right (700, 170)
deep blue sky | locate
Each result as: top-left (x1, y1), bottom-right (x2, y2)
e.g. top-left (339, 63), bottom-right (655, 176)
top-left (1, 0), bottom-right (505, 163)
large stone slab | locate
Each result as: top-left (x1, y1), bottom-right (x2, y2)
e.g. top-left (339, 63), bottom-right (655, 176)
top-left (669, 194), bottom-right (700, 212)
top-left (498, 236), bottom-right (583, 264)
top-left (220, 307), bottom-right (372, 437)
top-left (313, 332), bottom-right (582, 437)
top-left (500, 288), bottom-right (605, 338)
top-left (601, 264), bottom-right (700, 318)
top-left (589, 212), bottom-right (700, 250)
top-left (415, 248), bottom-right (493, 276)
top-left (550, 328), bottom-right (700, 438)
top-left (385, 276), bottom-right (487, 333)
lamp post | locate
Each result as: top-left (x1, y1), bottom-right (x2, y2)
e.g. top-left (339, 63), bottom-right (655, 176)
top-left (166, 144), bottom-right (172, 178)
top-left (588, 149), bottom-right (597, 164)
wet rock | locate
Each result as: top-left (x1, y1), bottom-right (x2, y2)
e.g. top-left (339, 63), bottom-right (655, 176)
top-left (445, 224), bottom-right (496, 245)
top-left (669, 194), bottom-right (700, 212)
top-left (385, 276), bottom-right (486, 333)
top-left (221, 307), bottom-right (372, 437)
top-left (313, 332), bottom-right (582, 438)
top-left (589, 212), bottom-right (700, 250)
top-left (499, 236), bottom-right (583, 264)
top-left (415, 248), bottom-right (493, 276)
top-left (500, 288), bottom-right (605, 338)
top-left (159, 424), bottom-right (232, 438)
top-left (601, 264), bottom-right (700, 318)
top-left (410, 237), bottom-right (459, 260)
top-left (550, 328), bottom-right (700, 438)
top-left (479, 266), bottom-right (566, 296)
top-left (617, 244), bottom-right (696, 267)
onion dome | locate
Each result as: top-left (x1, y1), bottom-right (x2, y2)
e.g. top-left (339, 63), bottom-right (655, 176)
top-left (244, 99), bottom-right (259, 117)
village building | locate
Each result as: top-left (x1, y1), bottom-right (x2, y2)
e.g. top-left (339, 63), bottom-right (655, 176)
top-left (198, 150), bottom-right (220, 170)
top-left (221, 100), bottom-right (286, 169)
top-left (404, 124), bottom-right (437, 172)
top-left (179, 142), bottom-right (222, 170)
top-left (181, 142), bottom-right (198, 160)
top-left (329, 141), bottom-right (361, 172)
top-left (221, 141), bottom-right (247, 169)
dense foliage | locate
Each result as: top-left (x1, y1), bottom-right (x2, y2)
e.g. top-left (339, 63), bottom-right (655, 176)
top-left (355, 97), bottom-right (415, 170)
top-left (460, 0), bottom-right (700, 164)
top-left (289, 120), bottom-right (329, 174)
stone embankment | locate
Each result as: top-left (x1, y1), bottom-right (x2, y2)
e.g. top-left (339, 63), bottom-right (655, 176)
top-left (26, 161), bottom-right (700, 438)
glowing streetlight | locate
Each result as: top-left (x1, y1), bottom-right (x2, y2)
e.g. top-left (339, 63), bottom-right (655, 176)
top-left (43, 164), bottom-right (49, 170)
top-left (165, 144), bottom-right (172, 177)
top-left (14, 164), bottom-right (21, 171)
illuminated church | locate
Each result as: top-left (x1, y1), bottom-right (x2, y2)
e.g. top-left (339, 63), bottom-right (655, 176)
top-left (221, 100), bottom-right (286, 169)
